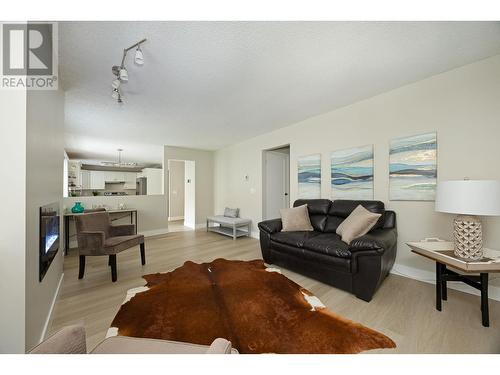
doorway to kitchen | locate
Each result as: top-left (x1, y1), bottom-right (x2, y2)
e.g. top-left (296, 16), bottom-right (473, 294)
top-left (168, 159), bottom-right (196, 232)
top-left (262, 145), bottom-right (290, 220)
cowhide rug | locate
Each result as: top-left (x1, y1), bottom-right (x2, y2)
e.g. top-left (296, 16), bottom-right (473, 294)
top-left (107, 258), bottom-right (395, 354)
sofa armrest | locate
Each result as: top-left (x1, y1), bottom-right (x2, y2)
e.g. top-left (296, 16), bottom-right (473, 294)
top-left (205, 338), bottom-right (233, 354)
top-left (348, 228), bottom-right (397, 254)
top-left (109, 224), bottom-right (136, 237)
top-left (29, 324), bottom-right (87, 354)
top-left (258, 219), bottom-right (282, 234)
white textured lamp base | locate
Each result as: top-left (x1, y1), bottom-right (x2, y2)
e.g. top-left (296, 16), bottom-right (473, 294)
top-left (453, 215), bottom-right (483, 260)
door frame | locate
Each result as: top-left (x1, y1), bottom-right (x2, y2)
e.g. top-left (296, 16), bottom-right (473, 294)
top-left (262, 145), bottom-right (291, 220)
top-left (167, 159), bottom-right (195, 230)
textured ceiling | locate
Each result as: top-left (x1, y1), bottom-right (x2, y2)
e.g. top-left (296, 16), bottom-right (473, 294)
top-left (60, 21), bottom-right (500, 163)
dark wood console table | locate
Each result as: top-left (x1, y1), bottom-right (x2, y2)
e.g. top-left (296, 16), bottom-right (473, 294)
top-left (407, 241), bottom-right (500, 327)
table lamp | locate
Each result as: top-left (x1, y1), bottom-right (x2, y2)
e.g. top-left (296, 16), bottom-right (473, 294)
top-left (435, 179), bottom-right (500, 260)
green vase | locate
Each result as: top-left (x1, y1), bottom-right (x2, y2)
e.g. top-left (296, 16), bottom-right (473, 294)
top-left (71, 202), bottom-right (84, 213)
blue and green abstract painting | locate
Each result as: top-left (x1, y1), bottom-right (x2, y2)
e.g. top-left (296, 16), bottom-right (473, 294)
top-left (389, 132), bottom-right (437, 201)
top-left (331, 145), bottom-right (374, 200)
top-left (298, 154), bottom-right (321, 199)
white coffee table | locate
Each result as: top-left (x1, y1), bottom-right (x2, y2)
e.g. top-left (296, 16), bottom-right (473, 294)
top-left (206, 215), bottom-right (252, 240)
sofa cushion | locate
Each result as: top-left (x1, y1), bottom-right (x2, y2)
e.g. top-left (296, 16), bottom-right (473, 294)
top-left (293, 199), bottom-right (331, 232)
top-left (302, 233), bottom-right (351, 258)
top-left (271, 231), bottom-right (320, 248)
top-left (224, 207), bottom-right (239, 218)
top-left (270, 242), bottom-right (351, 272)
top-left (336, 205), bottom-right (382, 244)
top-left (280, 204), bottom-right (314, 232)
top-left (324, 200), bottom-right (385, 232)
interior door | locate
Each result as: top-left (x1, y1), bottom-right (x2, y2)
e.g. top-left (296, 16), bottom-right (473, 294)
top-left (265, 151), bottom-right (290, 219)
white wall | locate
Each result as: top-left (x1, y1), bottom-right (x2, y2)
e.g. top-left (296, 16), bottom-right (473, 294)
top-left (0, 89), bottom-right (27, 353)
top-left (214, 54), bottom-right (500, 290)
top-left (168, 160), bottom-right (185, 219)
top-left (164, 146), bottom-right (214, 226)
top-left (25, 89), bottom-right (66, 351)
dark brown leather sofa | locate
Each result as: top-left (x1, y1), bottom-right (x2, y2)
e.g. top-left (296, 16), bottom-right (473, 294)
top-left (258, 199), bottom-right (397, 301)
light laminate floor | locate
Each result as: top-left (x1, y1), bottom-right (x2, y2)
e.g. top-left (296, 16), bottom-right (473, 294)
top-left (49, 230), bottom-right (500, 353)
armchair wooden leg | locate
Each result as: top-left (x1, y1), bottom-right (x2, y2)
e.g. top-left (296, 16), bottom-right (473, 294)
top-left (140, 242), bottom-right (146, 265)
top-left (110, 254), bottom-right (117, 282)
top-left (78, 256), bottom-right (85, 279)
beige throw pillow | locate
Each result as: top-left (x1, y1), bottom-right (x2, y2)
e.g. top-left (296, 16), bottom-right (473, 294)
top-left (336, 204), bottom-right (382, 244)
top-left (280, 204), bottom-right (314, 232)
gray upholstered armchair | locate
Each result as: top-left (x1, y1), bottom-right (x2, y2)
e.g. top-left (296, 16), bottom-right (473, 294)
top-left (75, 212), bottom-right (145, 282)
top-left (29, 324), bottom-right (236, 354)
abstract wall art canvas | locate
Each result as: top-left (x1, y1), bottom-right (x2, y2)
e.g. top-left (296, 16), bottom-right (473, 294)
top-left (389, 132), bottom-right (437, 201)
top-left (331, 145), bottom-right (374, 200)
top-left (298, 154), bottom-right (321, 199)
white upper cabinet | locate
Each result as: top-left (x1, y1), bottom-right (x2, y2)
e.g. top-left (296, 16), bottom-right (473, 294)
top-left (143, 168), bottom-right (163, 195)
top-left (123, 172), bottom-right (137, 189)
top-left (80, 170), bottom-right (91, 189)
top-left (104, 171), bottom-right (125, 182)
top-left (90, 170), bottom-right (106, 190)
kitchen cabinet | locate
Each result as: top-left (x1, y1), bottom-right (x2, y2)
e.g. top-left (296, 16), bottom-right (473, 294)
top-left (123, 172), bottom-right (137, 190)
top-left (104, 171), bottom-right (125, 183)
top-left (80, 170), bottom-right (91, 189)
top-left (68, 161), bottom-right (81, 188)
top-left (90, 170), bottom-right (106, 190)
top-left (142, 168), bottom-right (163, 195)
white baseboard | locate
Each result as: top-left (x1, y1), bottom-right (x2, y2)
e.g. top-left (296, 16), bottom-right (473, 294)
top-left (391, 263), bottom-right (500, 302)
top-left (140, 228), bottom-right (169, 237)
top-left (40, 272), bottom-right (64, 343)
top-left (168, 216), bottom-right (184, 221)
top-left (183, 221), bottom-right (196, 229)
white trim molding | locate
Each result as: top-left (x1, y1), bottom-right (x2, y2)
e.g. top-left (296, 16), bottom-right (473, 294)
top-left (40, 272), bottom-right (64, 344)
top-left (168, 216), bottom-right (184, 221)
top-left (140, 228), bottom-right (169, 237)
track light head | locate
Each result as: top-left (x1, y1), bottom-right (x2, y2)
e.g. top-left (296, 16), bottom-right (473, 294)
top-left (119, 67), bottom-right (128, 82)
top-left (112, 88), bottom-right (123, 103)
top-left (134, 45), bottom-right (144, 65)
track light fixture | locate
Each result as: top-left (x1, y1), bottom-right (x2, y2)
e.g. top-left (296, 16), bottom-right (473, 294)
top-left (111, 38), bottom-right (147, 103)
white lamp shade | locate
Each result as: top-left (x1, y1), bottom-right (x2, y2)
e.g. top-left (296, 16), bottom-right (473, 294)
top-left (435, 180), bottom-right (500, 216)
